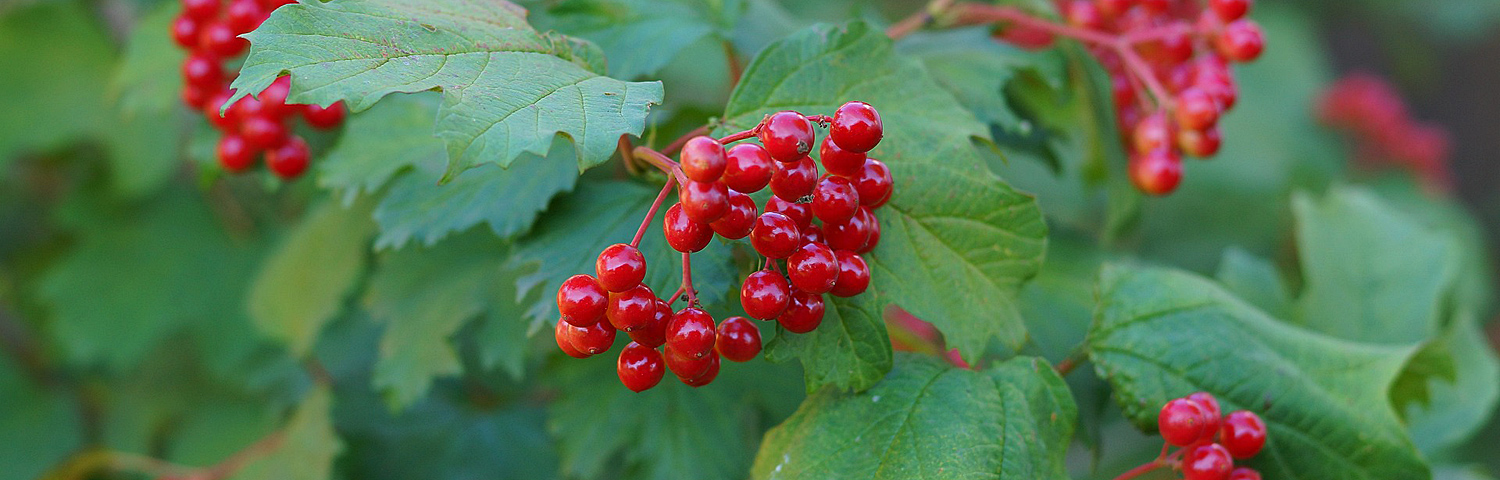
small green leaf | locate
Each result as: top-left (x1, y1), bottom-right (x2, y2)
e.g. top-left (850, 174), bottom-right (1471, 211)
top-left (535, 0), bottom-right (745, 79)
top-left (103, 4), bottom-right (188, 197)
top-left (1404, 314), bottom-right (1500, 454)
top-left (249, 199), bottom-right (376, 357)
top-left (750, 354), bottom-right (1075, 480)
top-left (318, 93), bottom-right (447, 199)
top-left (229, 387), bottom-right (343, 480)
top-left (762, 293), bottom-right (891, 392)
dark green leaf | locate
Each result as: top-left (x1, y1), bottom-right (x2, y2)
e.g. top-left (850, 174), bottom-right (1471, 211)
top-left (534, 0), bottom-right (745, 79)
top-left (0, 357), bottom-right (81, 480)
top-left (763, 292), bottom-right (891, 392)
top-left (318, 93), bottom-right (446, 199)
top-left (104, 4), bottom-right (188, 197)
top-left (0, 1), bottom-right (111, 160)
top-left (1214, 247), bottom-right (1291, 319)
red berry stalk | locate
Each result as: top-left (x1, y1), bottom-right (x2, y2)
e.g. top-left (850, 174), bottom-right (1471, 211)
top-left (1111, 391), bottom-right (1269, 480)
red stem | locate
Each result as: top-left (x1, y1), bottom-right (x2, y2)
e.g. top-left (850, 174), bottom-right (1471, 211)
top-left (662, 125), bottom-right (710, 156)
top-left (681, 252), bottom-right (699, 305)
top-left (718, 127), bottom-right (760, 144)
top-left (631, 176), bottom-right (678, 248)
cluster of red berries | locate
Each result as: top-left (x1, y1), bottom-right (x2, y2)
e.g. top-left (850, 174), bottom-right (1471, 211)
top-left (172, 0), bottom-right (346, 179)
top-left (1317, 72), bottom-right (1452, 189)
top-left (1157, 392), bottom-right (1268, 480)
top-left (554, 102), bottom-right (893, 392)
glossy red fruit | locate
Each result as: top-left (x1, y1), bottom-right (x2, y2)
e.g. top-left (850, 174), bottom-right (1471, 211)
top-left (715, 316), bottom-right (762, 362)
top-left (1096, 0), bottom-right (1130, 19)
top-left (680, 136), bottom-right (727, 182)
top-left (566, 318), bottom-right (617, 355)
top-left (225, 0), bottom-right (266, 34)
top-left (857, 215), bottom-right (881, 254)
top-left (759, 111), bottom-right (816, 161)
top-left (1064, 0), bottom-right (1103, 29)
top-left (1175, 88), bottom-right (1221, 131)
top-left (265, 136), bottom-right (309, 179)
top-left (679, 180), bottom-right (729, 223)
top-left (849, 159), bottom-right (892, 208)
top-left (198, 22), bottom-right (247, 57)
top-left (181, 83), bottom-right (212, 109)
top-left (1129, 149), bottom-right (1183, 196)
top-left (741, 270), bottom-right (792, 320)
top-left (764, 196), bottom-right (812, 231)
top-left (182, 0), bottom-right (221, 21)
top-left (1139, 0), bottom-right (1169, 13)
top-left (666, 307), bottom-right (716, 358)
top-left (831, 102), bottom-right (882, 153)
top-left (788, 242), bottom-right (839, 294)
top-left (1227, 467), bottom-right (1261, 480)
top-left (1210, 0), bottom-right (1252, 22)
top-left (1215, 20), bottom-right (1265, 63)
top-left (777, 290), bottom-right (825, 333)
top-left (555, 319), bottom-right (591, 358)
top-left (1159, 398), bottom-right (1211, 446)
top-left (1182, 443), bottom-right (1234, 480)
top-left (812, 175), bottom-right (860, 224)
top-left (303, 102), bottom-right (347, 129)
top-left (770, 156), bottom-right (818, 201)
top-left (662, 204), bottom-right (713, 253)
top-left (819, 136), bottom-right (866, 177)
top-left (216, 134), bottom-right (256, 172)
top-left (1132, 112), bottom-right (1173, 154)
top-left (627, 299), bottom-right (672, 348)
top-left (558, 274), bottom-right (608, 326)
top-left (802, 224), bottom-right (825, 245)
top-left (606, 284), bottom-right (656, 332)
top-left (723, 143), bottom-right (774, 193)
top-left (258, 76), bottom-right (293, 118)
top-left (595, 243), bottom-right (646, 292)
top-left (679, 352), bottom-right (720, 387)
top-left (240, 115), bottom-right (288, 150)
top-left (1187, 392), bottom-right (1224, 443)
top-left (229, 94), bottom-right (267, 120)
top-left (750, 212), bottom-right (801, 259)
top-left (709, 191), bottom-right (757, 239)
top-left (182, 53), bottom-right (224, 90)
top-left (203, 90), bottom-right (237, 130)
top-left (830, 251), bottom-right (870, 297)
top-left (616, 342), bottom-right (665, 392)
top-left (664, 345), bottom-right (714, 379)
top-left (1178, 127), bottom-right (1223, 158)
top-left (1220, 411), bottom-right (1267, 458)
top-left (171, 15), bottom-right (201, 48)
top-left (825, 207), bottom-right (873, 252)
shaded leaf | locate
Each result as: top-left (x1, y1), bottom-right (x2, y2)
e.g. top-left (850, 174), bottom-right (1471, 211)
top-left (318, 93), bottom-right (446, 200)
top-left (0, 1), bottom-right (111, 160)
top-left (229, 387), bottom-right (343, 480)
top-left (0, 357), bottom-right (81, 480)
top-left (762, 292), bottom-right (891, 392)
top-left (1214, 247), bottom-right (1291, 319)
top-left (534, 0), bottom-right (745, 79)
top-left (1405, 314), bottom-right (1500, 454)
top-left (249, 199), bottom-right (376, 357)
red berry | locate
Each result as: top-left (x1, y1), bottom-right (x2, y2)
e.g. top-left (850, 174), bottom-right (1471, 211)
top-left (627, 299), bottom-right (671, 348)
top-left (258, 76), bottom-right (294, 118)
top-left (1132, 112), bottom-right (1173, 154)
top-left (1178, 127), bottom-right (1223, 158)
top-left (811, 175), bottom-right (860, 224)
top-left (666, 307), bottom-right (716, 358)
top-left (1096, 0), bottom-right (1130, 19)
top-left (1227, 468), bottom-right (1261, 480)
top-left (229, 94), bottom-right (267, 120)
top-left (857, 214), bottom-right (881, 254)
top-left (182, 53), bottom-right (224, 90)
top-left (678, 180), bottom-right (729, 223)
top-left (203, 90), bottom-right (236, 130)
top-left (259, 0), bottom-right (293, 9)
top-left (558, 274), bottom-right (608, 326)
top-left (606, 284), bottom-right (656, 332)
top-left (216, 134), bottom-right (256, 172)
top-left (1112, 74), bottom-right (1137, 108)
top-left (830, 101), bottom-right (882, 153)
top-left (830, 251), bottom-right (870, 297)
top-left (764, 196), bottom-right (812, 231)
top-left (224, 0), bottom-right (266, 34)
top-left (1188, 392), bottom-right (1224, 420)
top-left (801, 224), bottom-right (825, 245)
top-left (679, 352), bottom-right (720, 387)
top-left (1129, 149), bottom-right (1183, 196)
top-left (1210, 0), bottom-right (1251, 21)
top-left (715, 316), bottom-right (762, 362)
top-left (825, 207), bottom-right (873, 252)
top-left (758, 111), bottom-right (815, 161)
top-left (240, 115), bottom-right (288, 150)
top-left (198, 22), bottom-right (247, 57)
top-left (182, 0), bottom-right (221, 21)
top-left (302, 102), bottom-right (347, 129)
top-left (777, 290), bottom-right (825, 333)
top-left (849, 159), bottom-right (893, 208)
top-left (1159, 398), bottom-right (1211, 446)
top-left (662, 204), bottom-right (713, 253)
top-left (617, 342), bottom-right (665, 392)
top-left (740, 270), bottom-right (791, 320)
top-left (1220, 411), bottom-right (1267, 458)
top-left (555, 319), bottom-right (590, 358)
top-left (709, 191), bottom-right (756, 239)
top-left (181, 83), bottom-right (212, 109)
top-left (565, 318), bottom-right (617, 355)
top-left (171, 15), bottom-right (201, 49)
top-left (750, 212), bottom-right (801, 259)
top-left (265, 136), bottom-right (309, 179)
top-left (788, 242), bottom-right (839, 294)
top-left (1064, 1), bottom-right (1103, 30)
top-left (1138, 0), bottom-right (1169, 13)
top-left (1182, 443), bottom-right (1234, 480)
top-left (723, 143), bottom-right (774, 193)
top-left (595, 243), bottom-right (646, 292)
top-left (680, 136), bottom-right (726, 182)
top-left (1175, 88), bottom-right (1221, 131)
top-left (1215, 20), bottom-right (1264, 62)
top-left (664, 345), bottom-right (714, 379)
top-left (818, 136), bottom-right (866, 177)
top-left (770, 156), bottom-right (818, 201)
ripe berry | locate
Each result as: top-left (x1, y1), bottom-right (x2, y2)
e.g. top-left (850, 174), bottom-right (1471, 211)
top-left (664, 345), bottom-right (714, 379)
top-left (741, 270), bottom-right (792, 320)
top-left (764, 196), bottom-right (812, 231)
top-left (824, 207), bottom-right (873, 252)
top-left (680, 136), bottom-right (727, 182)
top-left (627, 298), bottom-right (672, 348)
top-left (715, 316), bottom-right (762, 362)
top-left (850, 159), bottom-right (893, 208)
top-left (830, 251), bottom-right (870, 297)
top-left (198, 22), bottom-right (247, 58)
top-left (830, 101), bottom-right (883, 153)
top-left (759, 111), bottom-right (815, 161)
top-left (258, 76), bottom-right (294, 118)
top-left (1159, 398), bottom-right (1210, 446)
top-left (1227, 468), bottom-right (1261, 480)
top-left (679, 352), bottom-right (720, 387)
top-left (1175, 88), bottom-right (1221, 131)
top-left (662, 204), bottom-right (713, 253)
top-left (1132, 112), bottom-right (1173, 154)
top-left (566, 318), bottom-right (617, 355)
top-left (229, 94), bottom-right (267, 120)
top-left (1220, 411), bottom-right (1267, 458)
top-left (1188, 392), bottom-right (1224, 420)
top-left (217, 134), bottom-right (256, 172)
top-left (788, 242), bottom-right (839, 294)
top-left (666, 307), bottom-right (716, 358)
top-left (303, 102), bottom-right (347, 129)
top-left (1215, 20), bottom-right (1265, 63)
top-left (1139, 0), bottom-right (1169, 13)
top-left (723, 143), bottom-right (774, 193)
top-left (181, 84), bottom-right (211, 109)
top-left (182, 0), bottom-right (221, 21)
top-left (1178, 127), bottom-right (1223, 158)
top-left (182, 53), bottom-right (224, 90)
top-left (679, 180), bottom-right (730, 223)
top-left (171, 15), bottom-right (201, 49)
top-left (606, 284), bottom-right (656, 332)
top-left (265, 136), bottom-right (309, 179)
top-left (709, 191), bottom-right (757, 239)
top-left (555, 319), bottom-right (591, 358)
top-left (558, 274), bottom-right (608, 326)
top-left (1210, 0), bottom-right (1252, 22)
top-left (801, 224), bottom-right (825, 245)
top-left (1182, 443), bottom-right (1234, 480)
top-left (818, 136), bottom-right (866, 177)
top-left (777, 290), bottom-right (825, 334)
top-left (857, 216), bottom-right (881, 254)
top-left (770, 156), bottom-right (817, 201)
top-left (1096, 0), bottom-right (1130, 19)
top-left (617, 342), bottom-right (665, 392)
top-left (595, 243), bottom-right (646, 292)
top-left (750, 212), bottom-right (801, 259)
top-left (1064, 0), bottom-right (1103, 29)
top-left (812, 175), bottom-right (860, 224)
top-left (225, 0), bottom-right (267, 34)
top-left (240, 115), bottom-right (288, 150)
top-left (203, 90), bottom-right (237, 130)
top-left (1128, 149), bottom-right (1183, 196)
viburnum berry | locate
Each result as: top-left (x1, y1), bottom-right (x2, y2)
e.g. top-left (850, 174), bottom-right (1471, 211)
top-left (1159, 398), bottom-right (1210, 446)
top-left (240, 115), bottom-right (288, 150)
top-left (750, 212), bottom-right (801, 259)
top-left (758, 111), bottom-right (815, 161)
top-left (764, 196), bottom-right (812, 231)
top-left (777, 290), bottom-right (825, 334)
top-left (1178, 127), bottom-right (1223, 158)
top-left (171, 15), bottom-right (201, 49)
top-left (1182, 443), bottom-right (1234, 480)
top-left (555, 319), bottom-right (591, 359)
top-left (303, 102), bottom-right (347, 130)
top-left (217, 134), bottom-right (256, 172)
top-left (1129, 149), bottom-right (1183, 196)
top-left (824, 207), bottom-right (873, 252)
top-left (1139, 0), bottom-right (1170, 14)
top-left (1219, 410), bottom-right (1267, 458)
top-left (740, 270), bottom-right (791, 320)
top-left (1210, 0), bottom-right (1252, 21)
top-left (830, 101), bottom-right (882, 153)
top-left (801, 224), bottom-right (825, 245)
top-left (182, 0), bottom-right (221, 21)
top-left (680, 136), bottom-right (727, 183)
top-left (788, 242), bottom-right (839, 294)
top-left (715, 317), bottom-right (762, 362)
top-left (812, 175), bottom-right (860, 224)
top-left (564, 318), bottom-right (617, 356)
top-left (709, 191), bottom-right (757, 239)
top-left (1215, 20), bottom-right (1265, 63)
top-left (595, 243), bottom-right (646, 292)
top-left (1175, 88), bottom-right (1221, 131)
top-left (849, 159), bottom-right (893, 208)
top-left (257, 77), bottom-right (294, 118)
top-left (770, 156), bottom-right (818, 201)
top-left (225, 0), bottom-right (267, 34)
top-left (1227, 467), bottom-right (1261, 480)
top-left (606, 284), bottom-right (656, 332)
top-left (181, 84), bottom-right (211, 109)
top-left (679, 352), bottom-right (720, 387)
top-left (818, 136), bottom-right (866, 177)
top-left (182, 53), bottom-right (224, 90)
top-left (1187, 392), bottom-right (1224, 439)
top-left (198, 22), bottom-right (247, 57)
top-left (662, 204), bottom-right (713, 253)
top-left (1064, 0), bottom-right (1103, 30)
top-left (664, 344), bottom-right (714, 379)
top-left (203, 90), bottom-right (237, 130)
top-left (1133, 112), bottom-right (1174, 154)
top-left (666, 307), bottom-right (716, 358)
top-left (616, 342), bottom-right (665, 392)
top-left (723, 143), bottom-right (774, 193)
top-left (265, 136), bottom-right (309, 179)
top-left (829, 251), bottom-right (870, 297)
top-left (627, 298), bottom-right (672, 348)
top-left (857, 217), bottom-right (881, 254)
top-left (678, 180), bottom-right (730, 223)
top-left (557, 274), bottom-right (608, 327)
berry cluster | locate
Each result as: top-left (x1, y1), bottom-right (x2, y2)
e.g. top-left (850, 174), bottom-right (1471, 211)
top-left (554, 102), bottom-right (893, 392)
top-left (1155, 392), bottom-right (1268, 480)
top-left (172, 0), bottom-right (346, 179)
top-left (1317, 72), bottom-right (1452, 189)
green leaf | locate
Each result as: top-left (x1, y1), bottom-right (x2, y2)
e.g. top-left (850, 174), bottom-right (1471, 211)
top-left (722, 21), bottom-right (1047, 367)
top-left (0, 357), bottom-right (81, 480)
top-left (0, 1), bottom-right (111, 160)
top-left (896, 27), bottom-right (1061, 129)
top-left (318, 93), bottom-right (447, 199)
top-left (762, 292), bottom-right (891, 392)
top-left (750, 354), bottom-right (1075, 480)
top-left (1213, 247), bottom-right (1291, 319)
top-left (534, 0), bottom-right (744, 79)
top-left (1404, 314), bottom-right (1500, 454)
top-left (229, 0), bottom-right (663, 176)
top-left (103, 4), bottom-right (188, 197)
top-left (1088, 264), bottom-right (1429, 480)
top-left (229, 387), bottom-right (343, 480)
top-left (249, 199), bottom-right (376, 357)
